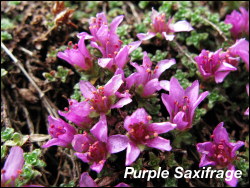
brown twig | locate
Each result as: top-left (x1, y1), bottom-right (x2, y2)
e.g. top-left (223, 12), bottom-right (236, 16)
top-left (201, 16), bottom-right (228, 41)
top-left (1, 93), bottom-right (12, 128)
top-left (172, 40), bottom-right (197, 65)
top-left (21, 104), bottom-right (35, 134)
top-left (1, 41), bottom-right (59, 118)
top-left (126, 1), bottom-right (141, 24)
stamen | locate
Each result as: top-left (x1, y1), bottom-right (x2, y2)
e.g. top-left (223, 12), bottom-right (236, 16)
top-left (147, 116), bottom-right (152, 121)
top-left (153, 132), bottom-right (158, 137)
top-left (218, 144), bottom-right (224, 150)
top-left (145, 135), bottom-right (150, 140)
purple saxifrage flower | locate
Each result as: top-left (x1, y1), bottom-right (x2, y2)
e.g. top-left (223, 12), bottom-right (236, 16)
top-left (74, 115), bottom-right (129, 173)
top-left (124, 108), bottom-right (176, 166)
top-left (58, 34), bottom-right (93, 71)
top-left (126, 52), bottom-right (176, 97)
top-left (228, 38), bottom-right (249, 71)
top-left (194, 49), bottom-right (238, 83)
top-left (58, 99), bottom-right (93, 129)
top-left (1, 146), bottom-right (24, 187)
top-left (161, 77), bottom-right (209, 131)
top-left (42, 116), bottom-right (76, 148)
top-left (79, 74), bottom-right (132, 115)
top-left (78, 12), bottom-right (141, 72)
top-left (79, 172), bottom-right (130, 187)
top-left (196, 122), bottom-right (245, 187)
top-left (225, 7), bottom-right (249, 39)
top-left (137, 8), bottom-right (193, 41)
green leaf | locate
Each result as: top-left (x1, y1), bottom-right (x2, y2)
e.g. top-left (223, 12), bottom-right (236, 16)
top-left (8, 1), bottom-right (21, 6)
top-left (139, 1), bottom-right (149, 9)
top-left (1, 127), bottom-right (14, 141)
top-left (1, 18), bottom-right (15, 30)
top-left (1, 31), bottom-right (12, 41)
top-left (164, 177), bottom-right (177, 187)
top-left (1, 145), bottom-right (7, 159)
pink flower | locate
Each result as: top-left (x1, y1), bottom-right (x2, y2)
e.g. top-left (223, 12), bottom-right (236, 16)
top-left (79, 12), bottom-right (141, 72)
top-left (137, 8), bottom-right (193, 41)
top-left (42, 116), bottom-right (76, 148)
top-left (196, 122), bottom-right (244, 187)
top-left (161, 77), bottom-right (209, 130)
top-left (126, 52), bottom-right (176, 97)
top-left (58, 99), bottom-right (93, 128)
top-left (194, 49), bottom-right (238, 83)
top-left (124, 108), bottom-right (176, 166)
top-left (75, 115), bottom-right (129, 173)
top-left (79, 172), bottom-right (129, 187)
top-left (79, 74), bottom-right (132, 115)
top-left (225, 7), bottom-right (249, 39)
top-left (58, 34), bottom-right (93, 71)
top-left (228, 38), bottom-right (249, 71)
top-left (1, 146), bottom-right (24, 187)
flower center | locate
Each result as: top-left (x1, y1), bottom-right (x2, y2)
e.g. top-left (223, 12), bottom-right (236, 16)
top-left (49, 124), bottom-right (66, 138)
top-left (128, 122), bottom-right (157, 144)
top-left (88, 86), bottom-right (112, 114)
top-left (201, 51), bottom-right (221, 74)
top-left (87, 141), bottom-right (108, 163)
top-left (172, 96), bottom-right (190, 123)
top-left (211, 139), bottom-right (233, 167)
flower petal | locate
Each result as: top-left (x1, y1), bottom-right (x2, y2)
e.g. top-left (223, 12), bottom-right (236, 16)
top-left (2, 146), bottom-right (24, 186)
top-left (42, 138), bottom-right (69, 148)
top-left (110, 15), bottom-right (124, 33)
top-left (153, 59), bottom-right (176, 79)
top-left (161, 93), bottom-right (173, 120)
top-left (111, 97), bottom-right (132, 109)
top-left (169, 77), bottom-right (185, 102)
top-left (98, 58), bottom-right (113, 69)
top-left (75, 152), bottom-right (90, 163)
top-left (173, 111), bottom-right (189, 130)
top-left (79, 172), bottom-right (98, 187)
top-left (196, 142), bottom-right (216, 167)
top-left (142, 51), bottom-right (152, 68)
top-left (115, 46), bottom-right (129, 69)
top-left (162, 32), bottom-right (175, 41)
top-left (115, 183), bottom-right (130, 187)
top-left (79, 81), bottom-right (96, 99)
top-left (171, 20), bottom-right (193, 32)
top-left (230, 141), bottom-right (245, 158)
top-left (128, 41), bottom-right (142, 54)
top-left (145, 136), bottom-right (172, 151)
top-left (159, 80), bottom-right (170, 91)
top-left (125, 142), bottom-right (140, 166)
top-left (90, 114), bottom-right (108, 142)
top-left (191, 91), bottom-right (209, 118)
top-left (91, 160), bottom-right (106, 173)
top-left (142, 78), bottom-right (160, 97)
top-left (137, 32), bottom-right (156, 41)
top-left (104, 74), bottom-right (123, 96)
top-left (108, 135), bottom-right (129, 154)
top-left (148, 122), bottom-right (176, 134)
top-left (185, 80), bottom-right (199, 104)
top-left (213, 122), bottom-right (229, 143)
top-left (225, 164), bottom-right (238, 187)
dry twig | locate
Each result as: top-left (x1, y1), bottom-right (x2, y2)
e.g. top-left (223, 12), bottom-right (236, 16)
top-left (201, 16), bottom-right (228, 41)
top-left (1, 42), bottom-right (59, 118)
